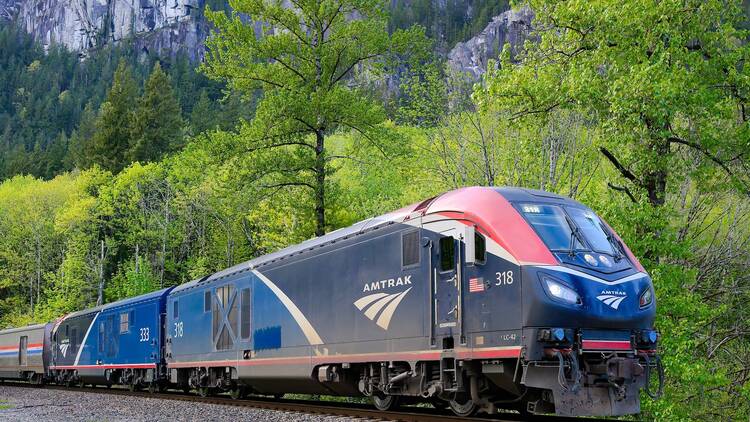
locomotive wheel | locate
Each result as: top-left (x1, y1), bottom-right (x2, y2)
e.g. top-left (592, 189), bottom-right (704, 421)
top-left (372, 394), bottom-right (400, 411)
top-left (230, 387), bottom-right (246, 400)
top-left (448, 395), bottom-right (478, 417)
top-left (430, 398), bottom-right (449, 410)
top-left (128, 382), bottom-right (140, 392)
top-left (147, 383), bottom-right (157, 394)
top-left (197, 387), bottom-right (213, 397)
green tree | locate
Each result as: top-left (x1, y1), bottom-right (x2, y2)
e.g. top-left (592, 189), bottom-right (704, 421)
top-left (203, 0), bottom-right (419, 236)
top-left (189, 89), bottom-right (220, 134)
top-left (88, 62), bottom-right (138, 173)
top-left (480, 1), bottom-right (750, 418)
top-left (129, 62), bottom-right (185, 163)
top-left (483, 0), bottom-right (750, 208)
top-left (66, 102), bottom-right (98, 169)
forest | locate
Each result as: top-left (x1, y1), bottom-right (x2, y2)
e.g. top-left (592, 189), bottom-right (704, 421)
top-left (0, 0), bottom-right (749, 419)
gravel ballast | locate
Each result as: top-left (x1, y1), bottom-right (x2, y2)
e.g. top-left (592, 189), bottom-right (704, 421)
top-left (0, 385), bottom-right (361, 422)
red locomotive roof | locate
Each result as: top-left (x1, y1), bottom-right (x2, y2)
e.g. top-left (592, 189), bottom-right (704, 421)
top-left (421, 187), bottom-right (558, 266)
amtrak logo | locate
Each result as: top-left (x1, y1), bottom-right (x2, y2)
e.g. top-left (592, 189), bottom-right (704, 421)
top-left (354, 287), bottom-right (413, 330)
top-left (362, 275), bottom-right (412, 292)
top-left (59, 340), bottom-right (70, 358)
top-left (597, 290), bottom-right (627, 310)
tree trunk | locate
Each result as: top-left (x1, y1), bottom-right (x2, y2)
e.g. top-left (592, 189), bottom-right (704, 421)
top-left (314, 130), bottom-right (326, 237)
top-left (97, 239), bottom-right (105, 306)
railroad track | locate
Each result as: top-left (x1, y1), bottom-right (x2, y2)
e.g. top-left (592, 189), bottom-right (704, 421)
top-left (0, 381), bottom-right (607, 421)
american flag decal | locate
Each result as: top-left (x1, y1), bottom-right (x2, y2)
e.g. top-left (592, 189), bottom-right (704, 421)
top-left (469, 277), bottom-right (484, 293)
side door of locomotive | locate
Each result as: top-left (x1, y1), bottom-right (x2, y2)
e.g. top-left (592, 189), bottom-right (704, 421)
top-left (430, 227), bottom-right (463, 346)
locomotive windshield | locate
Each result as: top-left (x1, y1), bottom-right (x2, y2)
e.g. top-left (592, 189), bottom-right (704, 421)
top-left (520, 204), bottom-right (616, 255)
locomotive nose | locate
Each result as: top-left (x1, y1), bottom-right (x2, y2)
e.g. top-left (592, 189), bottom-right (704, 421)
top-left (579, 274), bottom-right (655, 323)
top-left (525, 267), bottom-right (656, 329)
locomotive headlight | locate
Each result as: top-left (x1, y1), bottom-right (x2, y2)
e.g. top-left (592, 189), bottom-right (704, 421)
top-left (639, 287), bottom-right (654, 308)
top-left (540, 274), bottom-right (581, 305)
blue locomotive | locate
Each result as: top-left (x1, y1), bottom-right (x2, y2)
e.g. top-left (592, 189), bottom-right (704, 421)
top-left (0, 187), bottom-right (662, 417)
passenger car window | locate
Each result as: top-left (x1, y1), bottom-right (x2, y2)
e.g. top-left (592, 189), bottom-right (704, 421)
top-left (440, 236), bottom-right (456, 271)
top-left (19, 336), bottom-right (27, 366)
top-left (402, 230), bottom-right (420, 267)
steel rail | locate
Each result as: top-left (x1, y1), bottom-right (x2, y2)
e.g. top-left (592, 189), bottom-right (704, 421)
top-left (0, 381), bottom-right (607, 422)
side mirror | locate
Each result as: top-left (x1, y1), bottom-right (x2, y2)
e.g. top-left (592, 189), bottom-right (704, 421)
top-left (465, 225), bottom-right (476, 265)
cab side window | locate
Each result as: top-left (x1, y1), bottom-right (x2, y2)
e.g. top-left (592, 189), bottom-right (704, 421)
top-left (440, 236), bottom-right (456, 271)
top-left (474, 232), bottom-right (486, 264)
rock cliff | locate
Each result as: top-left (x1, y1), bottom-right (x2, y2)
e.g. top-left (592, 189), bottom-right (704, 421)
top-left (1, 0), bottom-right (209, 60)
top-left (1, 0), bottom-right (531, 75)
top-left (447, 6), bottom-right (533, 79)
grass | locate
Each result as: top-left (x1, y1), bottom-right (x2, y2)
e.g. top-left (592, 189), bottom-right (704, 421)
top-left (0, 399), bottom-right (9, 410)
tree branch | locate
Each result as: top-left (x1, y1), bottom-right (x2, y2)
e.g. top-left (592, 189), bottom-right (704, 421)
top-left (668, 136), bottom-right (750, 195)
top-left (259, 181), bottom-right (315, 190)
top-left (599, 147), bottom-right (641, 184)
top-left (607, 182), bottom-right (638, 203)
top-left (329, 54), bottom-right (380, 87)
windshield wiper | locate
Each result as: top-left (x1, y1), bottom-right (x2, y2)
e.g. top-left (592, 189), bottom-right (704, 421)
top-left (599, 222), bottom-right (625, 262)
top-left (564, 214), bottom-right (585, 257)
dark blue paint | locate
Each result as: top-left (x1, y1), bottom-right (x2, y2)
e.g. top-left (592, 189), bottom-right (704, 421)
top-left (253, 326), bottom-right (281, 351)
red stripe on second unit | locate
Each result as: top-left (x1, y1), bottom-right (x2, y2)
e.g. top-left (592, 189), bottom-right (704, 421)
top-left (581, 340), bottom-right (632, 350)
top-left (167, 347), bottom-right (523, 369)
top-left (50, 363), bottom-right (156, 370)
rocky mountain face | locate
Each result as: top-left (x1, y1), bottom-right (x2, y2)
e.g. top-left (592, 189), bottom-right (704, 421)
top-left (448, 6), bottom-right (533, 79)
top-left (1, 0), bottom-right (531, 76)
top-left (0, 0), bottom-right (210, 60)
top-left (0, 0), bottom-right (20, 21)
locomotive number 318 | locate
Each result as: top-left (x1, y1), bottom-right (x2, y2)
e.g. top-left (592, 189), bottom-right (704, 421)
top-left (495, 271), bottom-right (514, 286)
top-left (173, 322), bottom-right (184, 338)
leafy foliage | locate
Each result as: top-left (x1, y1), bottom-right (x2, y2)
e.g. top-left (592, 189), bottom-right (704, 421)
top-left (0, 1), bottom-right (749, 420)
top-left (202, 0), bottom-right (427, 235)
top-left (0, 26), bottom-right (242, 179)
top-left (476, 0), bottom-right (750, 418)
